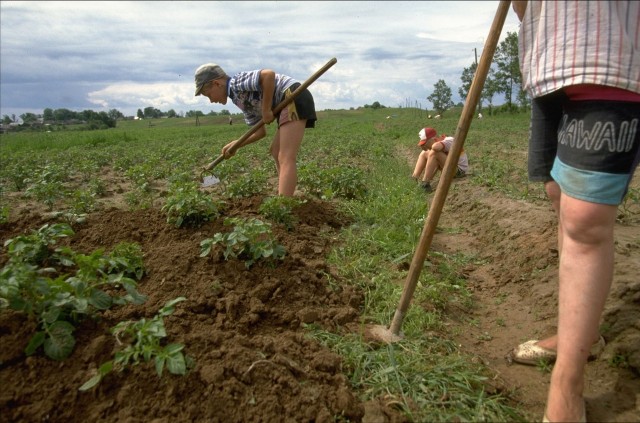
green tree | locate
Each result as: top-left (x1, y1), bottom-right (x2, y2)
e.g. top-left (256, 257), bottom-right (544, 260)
top-left (108, 109), bottom-right (124, 121)
top-left (20, 113), bottom-right (39, 124)
top-left (43, 108), bottom-right (54, 122)
top-left (459, 62), bottom-right (482, 111)
top-left (493, 31), bottom-right (521, 110)
top-left (143, 107), bottom-right (161, 119)
top-left (136, 109), bottom-right (144, 119)
top-left (481, 68), bottom-right (501, 115)
top-left (2, 115), bottom-right (13, 125)
top-left (53, 108), bottom-right (75, 122)
top-left (167, 109), bottom-right (177, 118)
top-left (427, 79), bottom-right (454, 116)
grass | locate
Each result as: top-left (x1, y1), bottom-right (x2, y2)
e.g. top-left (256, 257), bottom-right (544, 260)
top-left (1, 106), bottom-right (637, 421)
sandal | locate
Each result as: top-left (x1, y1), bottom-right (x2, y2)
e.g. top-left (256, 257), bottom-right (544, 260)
top-left (507, 336), bottom-right (605, 366)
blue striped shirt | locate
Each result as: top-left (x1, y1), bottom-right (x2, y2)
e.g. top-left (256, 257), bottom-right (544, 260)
top-left (228, 70), bottom-right (297, 125)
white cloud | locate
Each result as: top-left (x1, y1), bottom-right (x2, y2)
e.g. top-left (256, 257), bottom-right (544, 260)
top-left (1, 1), bottom-right (521, 117)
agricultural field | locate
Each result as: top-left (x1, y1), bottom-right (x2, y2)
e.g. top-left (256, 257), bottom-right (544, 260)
top-left (1, 108), bottom-right (638, 422)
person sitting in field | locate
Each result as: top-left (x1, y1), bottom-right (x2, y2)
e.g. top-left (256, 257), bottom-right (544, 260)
top-left (411, 127), bottom-right (469, 193)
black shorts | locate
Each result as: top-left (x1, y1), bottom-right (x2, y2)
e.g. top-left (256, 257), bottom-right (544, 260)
top-left (529, 90), bottom-right (640, 205)
top-left (277, 82), bottom-right (317, 128)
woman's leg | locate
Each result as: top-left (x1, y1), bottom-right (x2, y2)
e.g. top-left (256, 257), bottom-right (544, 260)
top-left (412, 151), bottom-right (428, 179)
top-left (422, 150), bottom-right (447, 182)
top-left (271, 119), bottom-right (306, 196)
top-left (545, 193), bottom-right (616, 421)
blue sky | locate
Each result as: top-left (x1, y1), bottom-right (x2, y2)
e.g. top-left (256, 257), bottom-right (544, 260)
top-left (0, 1), bottom-right (521, 118)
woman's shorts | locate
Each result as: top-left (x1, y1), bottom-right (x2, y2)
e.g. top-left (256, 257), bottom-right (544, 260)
top-left (277, 83), bottom-right (317, 129)
top-left (529, 92), bottom-right (640, 205)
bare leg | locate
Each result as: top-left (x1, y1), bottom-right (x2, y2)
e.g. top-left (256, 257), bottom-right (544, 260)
top-left (536, 181), bottom-right (563, 350)
top-left (412, 151), bottom-right (429, 179)
top-left (271, 119), bottom-right (305, 196)
top-left (422, 150), bottom-right (447, 182)
top-left (545, 193), bottom-right (616, 421)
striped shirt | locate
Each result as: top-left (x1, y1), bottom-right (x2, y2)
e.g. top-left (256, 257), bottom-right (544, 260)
top-left (518, 0), bottom-right (640, 98)
top-left (227, 70), bottom-right (297, 126)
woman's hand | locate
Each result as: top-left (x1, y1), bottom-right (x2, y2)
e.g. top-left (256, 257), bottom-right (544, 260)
top-left (222, 140), bottom-right (238, 159)
top-left (262, 110), bottom-right (275, 125)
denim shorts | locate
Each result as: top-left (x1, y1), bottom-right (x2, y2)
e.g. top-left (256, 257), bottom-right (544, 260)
top-left (529, 92), bottom-right (640, 205)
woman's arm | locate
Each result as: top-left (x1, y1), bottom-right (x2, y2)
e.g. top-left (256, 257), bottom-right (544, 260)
top-left (259, 69), bottom-right (276, 124)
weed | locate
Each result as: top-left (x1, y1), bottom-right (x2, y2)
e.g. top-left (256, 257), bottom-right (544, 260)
top-left (609, 353), bottom-right (629, 369)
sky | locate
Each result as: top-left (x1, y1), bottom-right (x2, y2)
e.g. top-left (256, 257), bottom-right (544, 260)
top-left (0, 1), bottom-right (521, 119)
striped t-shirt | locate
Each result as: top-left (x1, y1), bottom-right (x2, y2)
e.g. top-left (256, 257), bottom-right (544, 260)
top-left (227, 70), bottom-right (297, 126)
top-left (518, 0), bottom-right (640, 98)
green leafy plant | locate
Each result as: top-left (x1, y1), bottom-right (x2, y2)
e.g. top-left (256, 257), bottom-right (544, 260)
top-left (161, 181), bottom-right (223, 228)
top-left (1, 227), bottom-right (147, 360)
top-left (24, 164), bottom-right (69, 210)
top-left (3, 223), bottom-right (74, 265)
top-left (200, 217), bottom-right (286, 268)
top-left (0, 205), bottom-right (8, 224)
top-left (258, 196), bottom-right (304, 230)
top-left (79, 297), bottom-right (189, 391)
top-left (224, 170), bottom-right (268, 198)
top-left (298, 163), bottom-right (367, 200)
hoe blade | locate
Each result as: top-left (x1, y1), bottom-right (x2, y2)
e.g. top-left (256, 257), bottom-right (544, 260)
top-left (201, 175), bottom-right (220, 187)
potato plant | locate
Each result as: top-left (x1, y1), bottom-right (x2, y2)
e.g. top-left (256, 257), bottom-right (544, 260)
top-left (161, 179), bottom-right (224, 228)
top-left (258, 196), bottom-right (304, 230)
top-left (298, 162), bottom-right (367, 200)
top-left (79, 297), bottom-right (189, 391)
top-left (0, 224), bottom-right (147, 360)
top-left (200, 217), bottom-right (285, 268)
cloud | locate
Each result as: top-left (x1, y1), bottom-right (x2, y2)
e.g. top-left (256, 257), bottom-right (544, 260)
top-left (0, 1), bottom-right (521, 118)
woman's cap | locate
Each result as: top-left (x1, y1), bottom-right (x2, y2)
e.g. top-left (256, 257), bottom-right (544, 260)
top-left (418, 127), bottom-right (437, 145)
top-left (194, 63), bottom-right (227, 96)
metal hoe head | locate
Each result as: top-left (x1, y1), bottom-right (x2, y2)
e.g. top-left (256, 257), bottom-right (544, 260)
top-left (201, 175), bottom-right (220, 187)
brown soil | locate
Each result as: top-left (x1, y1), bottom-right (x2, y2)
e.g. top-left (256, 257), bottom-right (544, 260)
top-left (1, 172), bottom-right (639, 422)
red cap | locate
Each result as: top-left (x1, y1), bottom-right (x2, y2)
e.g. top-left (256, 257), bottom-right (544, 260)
top-left (418, 127), bottom-right (437, 146)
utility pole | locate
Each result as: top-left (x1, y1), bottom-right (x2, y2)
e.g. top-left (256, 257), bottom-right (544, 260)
top-left (473, 47), bottom-right (481, 113)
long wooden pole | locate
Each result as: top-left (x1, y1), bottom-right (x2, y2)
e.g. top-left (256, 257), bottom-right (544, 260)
top-left (387, 0), bottom-right (511, 336)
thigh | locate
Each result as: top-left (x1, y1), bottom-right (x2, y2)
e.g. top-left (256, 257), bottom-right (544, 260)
top-left (528, 90), bottom-right (568, 182)
top-left (277, 120), bottom-right (306, 160)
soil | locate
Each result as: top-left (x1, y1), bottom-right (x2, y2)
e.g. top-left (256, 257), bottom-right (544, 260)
top-left (1, 172), bottom-right (639, 422)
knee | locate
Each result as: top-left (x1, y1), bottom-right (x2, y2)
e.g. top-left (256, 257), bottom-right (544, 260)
top-left (560, 203), bottom-right (615, 245)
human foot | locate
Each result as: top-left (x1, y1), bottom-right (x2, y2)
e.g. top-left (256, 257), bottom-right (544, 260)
top-left (507, 336), bottom-right (605, 366)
